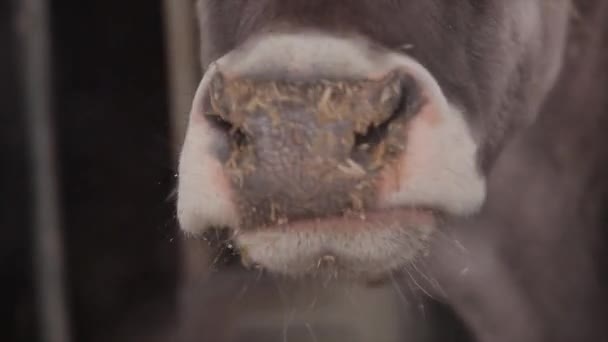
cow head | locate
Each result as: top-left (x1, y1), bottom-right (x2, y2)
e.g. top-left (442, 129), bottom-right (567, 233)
top-left (177, 0), bottom-right (571, 280)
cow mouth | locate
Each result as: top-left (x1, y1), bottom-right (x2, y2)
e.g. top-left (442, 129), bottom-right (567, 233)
top-left (203, 206), bottom-right (440, 280)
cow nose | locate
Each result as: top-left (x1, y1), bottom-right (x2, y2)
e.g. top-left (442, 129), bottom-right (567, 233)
top-left (203, 69), bottom-right (422, 228)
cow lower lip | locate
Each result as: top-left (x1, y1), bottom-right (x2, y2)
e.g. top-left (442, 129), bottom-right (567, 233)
top-left (223, 207), bottom-right (440, 278)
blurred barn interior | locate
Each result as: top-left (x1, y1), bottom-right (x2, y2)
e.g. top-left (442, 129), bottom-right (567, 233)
top-left (2, 0), bottom-right (470, 341)
top-left (3, 1), bottom-right (608, 342)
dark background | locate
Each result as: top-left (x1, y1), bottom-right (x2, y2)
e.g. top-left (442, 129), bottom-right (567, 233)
top-left (3, 0), bottom-right (179, 341)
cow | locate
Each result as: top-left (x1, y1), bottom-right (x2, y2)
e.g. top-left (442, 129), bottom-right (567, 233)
top-left (176, 1), bottom-right (608, 341)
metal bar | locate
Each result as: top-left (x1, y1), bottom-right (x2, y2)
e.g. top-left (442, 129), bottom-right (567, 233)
top-left (161, 0), bottom-right (212, 286)
top-left (162, 0), bottom-right (200, 156)
top-left (16, 1), bottom-right (72, 341)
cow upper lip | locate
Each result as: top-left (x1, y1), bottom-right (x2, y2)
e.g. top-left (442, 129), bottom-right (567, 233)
top-left (201, 205), bottom-right (440, 236)
top-left (249, 205), bottom-right (439, 230)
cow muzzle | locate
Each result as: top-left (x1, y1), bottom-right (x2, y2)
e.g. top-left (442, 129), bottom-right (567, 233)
top-left (177, 31), bottom-right (486, 279)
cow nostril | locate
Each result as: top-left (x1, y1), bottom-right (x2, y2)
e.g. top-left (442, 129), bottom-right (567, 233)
top-left (205, 112), bottom-right (248, 147)
top-left (204, 72), bottom-right (252, 154)
top-left (205, 111), bottom-right (232, 134)
top-left (352, 79), bottom-right (409, 155)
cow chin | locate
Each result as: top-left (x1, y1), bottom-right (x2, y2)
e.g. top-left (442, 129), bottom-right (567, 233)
top-left (176, 40), bottom-right (487, 280)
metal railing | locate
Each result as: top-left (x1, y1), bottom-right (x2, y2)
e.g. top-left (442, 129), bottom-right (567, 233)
top-left (17, 0), bottom-right (71, 341)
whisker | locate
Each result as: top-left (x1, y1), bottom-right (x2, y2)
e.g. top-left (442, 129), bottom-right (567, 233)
top-left (272, 277), bottom-right (295, 342)
top-left (405, 278), bottom-right (427, 320)
top-left (389, 272), bottom-right (410, 308)
top-left (307, 292), bottom-right (319, 312)
top-left (343, 283), bottom-right (364, 312)
top-left (404, 266), bottom-right (435, 300)
top-left (231, 282), bottom-right (250, 304)
top-left (283, 308), bottom-right (296, 342)
top-left (165, 186), bottom-right (178, 202)
top-left (254, 267), bottom-right (264, 284)
top-left (410, 259), bottom-right (446, 299)
top-left (305, 322), bottom-right (319, 342)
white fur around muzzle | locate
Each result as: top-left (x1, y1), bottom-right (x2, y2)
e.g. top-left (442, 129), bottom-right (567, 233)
top-left (176, 32), bottom-right (486, 273)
